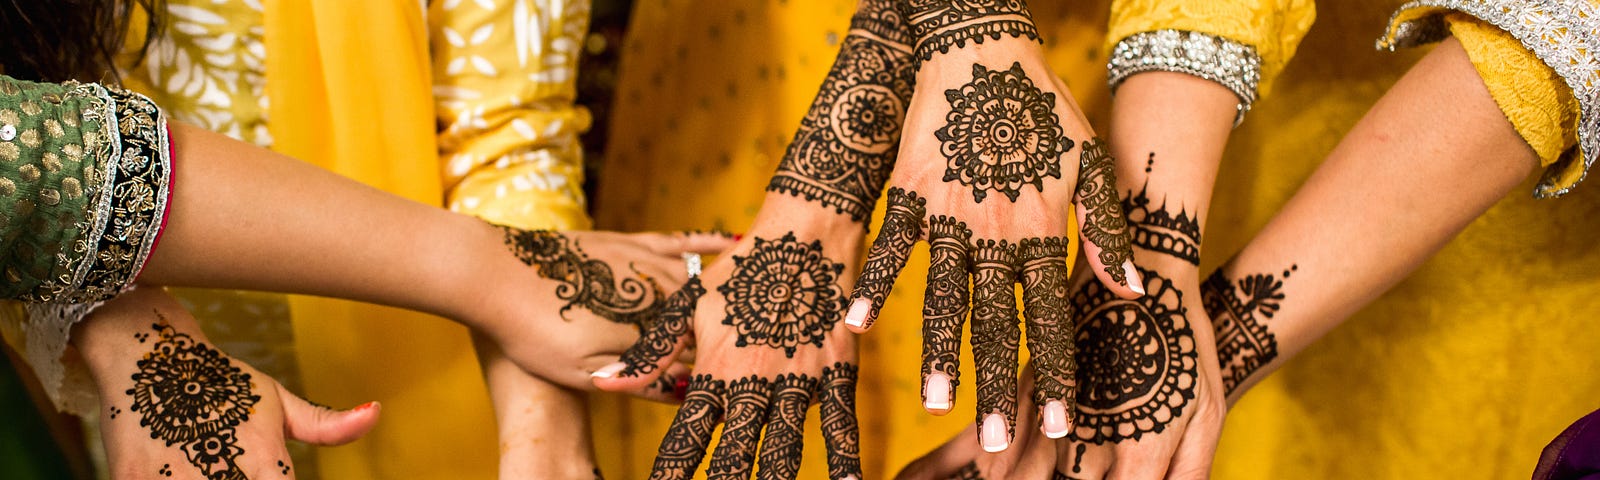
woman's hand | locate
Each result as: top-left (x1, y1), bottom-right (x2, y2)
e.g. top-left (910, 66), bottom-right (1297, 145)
top-left (895, 364), bottom-right (1060, 480)
top-left (844, 1), bottom-right (1141, 453)
top-left (591, 195), bottom-right (865, 480)
top-left (77, 287), bottom-right (380, 479)
top-left (475, 226), bottom-right (736, 402)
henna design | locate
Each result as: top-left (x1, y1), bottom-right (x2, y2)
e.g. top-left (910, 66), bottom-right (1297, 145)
top-left (768, 3), bottom-right (915, 221)
top-left (921, 215), bottom-right (971, 403)
top-left (618, 278), bottom-right (705, 378)
top-left (1070, 267), bottom-right (1197, 444)
top-left (500, 226), bottom-right (666, 326)
top-left (277, 460), bottom-right (289, 475)
top-left (706, 376), bottom-right (770, 480)
top-left (652, 376), bottom-right (726, 480)
top-left (900, 0), bottom-right (1042, 62)
top-left (1122, 154), bottom-right (1202, 265)
top-left (969, 240), bottom-right (1020, 434)
top-left (853, 187), bottom-right (926, 328)
top-left (1204, 265), bottom-right (1290, 395)
top-left (951, 461), bottom-right (984, 480)
top-left (820, 363), bottom-right (862, 480)
top-left (1019, 237), bottom-right (1075, 408)
top-left (1061, 443), bottom-right (1088, 479)
top-left (719, 233), bottom-right (846, 357)
top-left (755, 374), bottom-right (818, 480)
top-left (938, 62), bottom-right (1070, 203)
top-left (126, 318), bottom-right (260, 480)
top-left (1075, 138), bottom-right (1134, 284)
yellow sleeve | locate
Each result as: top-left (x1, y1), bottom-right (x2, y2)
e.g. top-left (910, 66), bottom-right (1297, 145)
top-left (1106, 0), bottom-right (1316, 102)
top-left (429, 0), bottom-right (593, 230)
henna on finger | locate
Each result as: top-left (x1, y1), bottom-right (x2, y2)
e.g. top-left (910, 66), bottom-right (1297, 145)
top-left (706, 376), bottom-right (772, 480)
top-left (851, 187), bottom-right (926, 329)
top-left (719, 233), bottom-right (846, 357)
top-left (969, 240), bottom-right (1021, 444)
top-left (921, 215), bottom-right (971, 408)
top-left (899, 0), bottom-right (1042, 62)
top-left (938, 62), bottom-right (1071, 203)
top-left (617, 278), bottom-right (706, 378)
top-left (820, 363), bottom-right (863, 479)
top-left (755, 374), bottom-right (819, 480)
top-left (652, 375), bottom-right (727, 480)
top-left (1074, 138), bottom-right (1134, 285)
top-left (500, 226), bottom-right (666, 326)
top-left (1018, 237), bottom-right (1075, 417)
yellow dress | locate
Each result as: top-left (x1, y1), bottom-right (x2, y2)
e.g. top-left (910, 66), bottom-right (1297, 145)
top-left (596, 0), bottom-right (1599, 478)
top-left (124, 0), bottom-right (593, 478)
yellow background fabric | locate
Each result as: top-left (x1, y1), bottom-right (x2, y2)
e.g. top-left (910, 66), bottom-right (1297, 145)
top-left (594, 0), bottom-right (1600, 478)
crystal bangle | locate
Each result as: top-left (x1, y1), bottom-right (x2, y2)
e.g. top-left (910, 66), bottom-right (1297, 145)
top-left (1107, 29), bottom-right (1263, 127)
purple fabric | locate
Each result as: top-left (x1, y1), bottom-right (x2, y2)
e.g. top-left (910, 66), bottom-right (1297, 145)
top-left (1535, 407), bottom-right (1600, 480)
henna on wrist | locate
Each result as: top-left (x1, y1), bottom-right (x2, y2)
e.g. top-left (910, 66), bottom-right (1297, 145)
top-left (900, 0), bottom-right (1042, 62)
top-left (1121, 154), bottom-right (1202, 266)
top-left (1203, 265), bottom-right (1291, 395)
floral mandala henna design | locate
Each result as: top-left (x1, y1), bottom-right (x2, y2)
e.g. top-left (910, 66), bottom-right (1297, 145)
top-left (1070, 268), bottom-right (1197, 444)
top-left (127, 317), bottom-right (260, 480)
top-left (1019, 237), bottom-right (1075, 408)
top-left (499, 226), bottom-right (666, 327)
top-left (1123, 154), bottom-right (1202, 265)
top-left (719, 233), bottom-right (846, 357)
top-left (921, 215), bottom-right (971, 402)
top-left (901, 0), bottom-right (1042, 62)
top-left (820, 363), bottom-right (863, 480)
top-left (767, 2), bottom-right (915, 222)
top-left (1076, 138), bottom-right (1134, 284)
top-left (938, 62), bottom-right (1070, 203)
top-left (1204, 265), bottom-right (1291, 395)
top-left (618, 278), bottom-right (705, 378)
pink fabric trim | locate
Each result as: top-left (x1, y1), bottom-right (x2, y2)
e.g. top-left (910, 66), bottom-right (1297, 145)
top-left (133, 124), bottom-right (174, 282)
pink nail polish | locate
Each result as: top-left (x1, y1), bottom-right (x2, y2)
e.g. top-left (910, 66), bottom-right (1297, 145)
top-left (1042, 400), bottom-right (1069, 439)
top-left (980, 413), bottom-right (1010, 452)
top-left (924, 372), bottom-right (952, 411)
top-left (1123, 262), bottom-right (1145, 295)
top-left (844, 298), bottom-right (872, 329)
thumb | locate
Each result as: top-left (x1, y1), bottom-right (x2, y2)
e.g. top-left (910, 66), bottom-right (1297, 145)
top-left (278, 383), bottom-right (381, 446)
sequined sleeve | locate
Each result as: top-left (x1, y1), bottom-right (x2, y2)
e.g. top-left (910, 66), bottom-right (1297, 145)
top-left (0, 74), bottom-right (173, 414)
top-left (1104, 0), bottom-right (1316, 125)
top-left (429, 0), bottom-right (593, 229)
top-left (1377, 0), bottom-right (1597, 199)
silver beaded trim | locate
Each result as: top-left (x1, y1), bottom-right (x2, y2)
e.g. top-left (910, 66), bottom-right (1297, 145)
top-left (1107, 29), bottom-right (1263, 127)
top-left (1377, 0), bottom-right (1600, 199)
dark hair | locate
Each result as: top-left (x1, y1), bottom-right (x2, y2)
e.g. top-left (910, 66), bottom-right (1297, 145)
top-left (0, 0), bottom-right (165, 83)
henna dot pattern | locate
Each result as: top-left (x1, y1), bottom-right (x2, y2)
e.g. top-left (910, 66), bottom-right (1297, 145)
top-left (938, 62), bottom-right (1069, 203)
top-left (1070, 268), bottom-right (1197, 444)
top-left (500, 226), bottom-right (665, 327)
top-left (719, 233), bottom-right (846, 357)
top-left (127, 319), bottom-right (260, 479)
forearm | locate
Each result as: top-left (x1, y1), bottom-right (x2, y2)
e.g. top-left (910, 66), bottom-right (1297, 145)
top-left (138, 123), bottom-right (500, 326)
top-left (1205, 38), bottom-right (1538, 402)
top-left (1108, 72), bottom-right (1239, 248)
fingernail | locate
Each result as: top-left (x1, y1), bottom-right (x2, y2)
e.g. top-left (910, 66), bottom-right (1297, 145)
top-left (673, 376), bottom-right (690, 401)
top-left (923, 372), bottom-right (952, 411)
top-left (1123, 261), bottom-right (1145, 295)
top-left (1042, 400), bottom-right (1069, 439)
top-left (357, 401), bottom-right (380, 412)
top-left (733, 233), bottom-right (744, 241)
top-left (980, 413), bottom-right (1010, 453)
top-left (844, 298), bottom-right (872, 328)
top-left (591, 362), bottom-right (627, 379)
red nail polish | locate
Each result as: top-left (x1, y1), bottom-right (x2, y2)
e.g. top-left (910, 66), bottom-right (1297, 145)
top-left (733, 234), bottom-right (744, 241)
top-left (673, 376), bottom-right (690, 401)
top-left (356, 401), bottom-right (377, 411)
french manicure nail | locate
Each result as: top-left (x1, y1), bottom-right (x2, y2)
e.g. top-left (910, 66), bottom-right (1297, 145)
top-left (843, 298), bottom-right (872, 328)
top-left (924, 372), bottom-right (952, 411)
top-left (591, 362), bottom-right (626, 379)
top-left (1042, 400), bottom-right (1069, 439)
top-left (1123, 261), bottom-right (1145, 295)
top-left (980, 413), bottom-right (1010, 453)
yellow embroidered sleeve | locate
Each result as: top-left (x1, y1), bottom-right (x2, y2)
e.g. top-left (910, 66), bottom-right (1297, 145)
top-left (1107, 0), bottom-right (1316, 98)
top-left (1444, 13), bottom-right (1580, 173)
top-left (429, 0), bottom-right (593, 230)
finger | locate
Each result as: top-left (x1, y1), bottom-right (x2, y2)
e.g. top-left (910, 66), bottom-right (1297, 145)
top-left (969, 239), bottom-right (1021, 453)
top-left (593, 278), bottom-right (705, 391)
top-left (820, 363), bottom-right (863, 480)
top-left (1019, 238), bottom-right (1076, 440)
top-left (1057, 441), bottom-right (1111, 480)
top-left (921, 215), bottom-right (971, 415)
top-left (756, 374), bottom-right (819, 480)
top-left (706, 376), bottom-right (771, 480)
top-left (652, 230), bottom-right (741, 256)
top-left (891, 423), bottom-right (980, 480)
top-left (845, 187), bottom-right (926, 332)
top-left (652, 376), bottom-right (727, 480)
top-left (1163, 428), bottom-right (1219, 480)
top-left (278, 383), bottom-right (381, 446)
top-left (1072, 138), bottom-right (1143, 299)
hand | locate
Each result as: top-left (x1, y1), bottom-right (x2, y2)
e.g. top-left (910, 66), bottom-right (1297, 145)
top-left (476, 225), bottom-right (735, 402)
top-left (592, 195), bottom-right (865, 480)
top-left (844, 1), bottom-right (1141, 453)
top-left (895, 364), bottom-right (1060, 480)
top-left (77, 287), bottom-right (380, 479)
